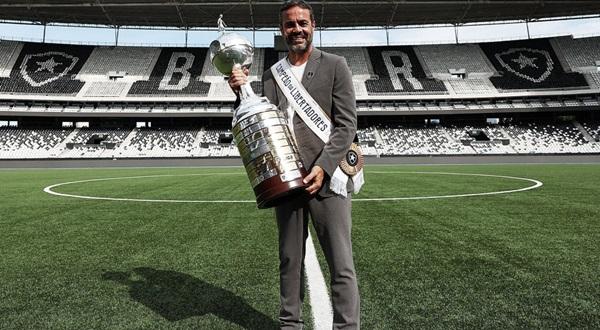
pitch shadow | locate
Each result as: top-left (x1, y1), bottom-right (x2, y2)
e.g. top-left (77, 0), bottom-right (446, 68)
top-left (102, 267), bottom-right (277, 329)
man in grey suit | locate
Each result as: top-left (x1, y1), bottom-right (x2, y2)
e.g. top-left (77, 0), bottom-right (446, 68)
top-left (229, 1), bottom-right (360, 328)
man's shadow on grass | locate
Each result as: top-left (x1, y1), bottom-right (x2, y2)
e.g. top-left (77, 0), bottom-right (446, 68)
top-left (102, 267), bottom-right (277, 329)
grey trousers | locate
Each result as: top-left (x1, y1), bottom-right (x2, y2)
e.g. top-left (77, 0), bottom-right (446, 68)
top-left (275, 194), bottom-right (360, 330)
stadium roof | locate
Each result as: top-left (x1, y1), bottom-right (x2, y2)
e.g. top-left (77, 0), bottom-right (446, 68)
top-left (1, 1), bottom-right (599, 29)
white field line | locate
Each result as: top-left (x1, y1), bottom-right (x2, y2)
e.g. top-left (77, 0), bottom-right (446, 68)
top-left (42, 173), bottom-right (251, 203)
top-left (43, 171), bottom-right (543, 203)
top-left (363, 162), bottom-right (600, 167)
top-left (304, 231), bottom-right (333, 330)
top-left (354, 171), bottom-right (543, 201)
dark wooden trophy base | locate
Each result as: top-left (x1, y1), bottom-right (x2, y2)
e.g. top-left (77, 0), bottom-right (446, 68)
top-left (254, 168), bottom-right (309, 209)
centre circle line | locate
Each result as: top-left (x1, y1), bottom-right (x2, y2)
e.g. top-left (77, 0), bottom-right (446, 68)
top-left (42, 171), bottom-right (543, 203)
top-left (355, 171), bottom-right (543, 201)
top-left (42, 173), bottom-right (250, 203)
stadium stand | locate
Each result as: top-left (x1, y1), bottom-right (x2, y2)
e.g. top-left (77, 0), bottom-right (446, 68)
top-left (0, 128), bottom-right (71, 158)
top-left (128, 48), bottom-right (211, 97)
top-left (356, 127), bottom-right (378, 156)
top-left (446, 124), bottom-right (516, 154)
top-left (480, 38), bottom-right (589, 91)
top-left (583, 72), bottom-right (600, 90)
top-left (323, 47), bottom-right (372, 79)
top-left (0, 40), bottom-right (23, 78)
top-left (2, 120), bottom-right (600, 159)
top-left (552, 36), bottom-right (600, 72)
top-left (77, 46), bottom-right (160, 97)
top-left (1, 37), bottom-right (600, 100)
top-left (118, 128), bottom-right (199, 158)
top-left (68, 128), bottom-right (129, 144)
top-left (0, 42), bottom-right (91, 95)
top-left (416, 44), bottom-right (495, 78)
top-left (502, 122), bottom-right (598, 153)
top-left (197, 129), bottom-right (222, 144)
top-left (57, 128), bottom-right (131, 158)
top-left (376, 125), bottom-right (472, 155)
top-left (250, 48), bottom-right (281, 95)
top-left (582, 122), bottom-right (600, 142)
top-left (78, 46), bottom-right (160, 80)
top-left (364, 46), bottom-right (448, 95)
top-left (373, 121), bottom-right (600, 155)
top-left (249, 48), bottom-right (266, 80)
top-left (196, 129), bottom-right (238, 157)
top-left (445, 79), bottom-right (497, 95)
top-left (79, 81), bottom-right (130, 98)
top-left (323, 47), bottom-right (372, 98)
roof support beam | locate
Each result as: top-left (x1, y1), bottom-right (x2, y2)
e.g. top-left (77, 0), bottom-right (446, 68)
top-left (95, 0), bottom-right (115, 27)
top-left (458, 1), bottom-right (473, 23)
top-left (248, 0), bottom-right (255, 43)
top-left (172, 0), bottom-right (187, 28)
top-left (318, 3), bottom-right (326, 47)
top-left (248, 0), bottom-right (255, 28)
top-left (388, 3), bottom-right (399, 28)
top-left (23, 0), bottom-right (44, 24)
top-left (319, 2), bottom-right (326, 28)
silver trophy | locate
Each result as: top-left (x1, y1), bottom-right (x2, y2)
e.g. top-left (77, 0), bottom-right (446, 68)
top-left (209, 16), bottom-right (307, 208)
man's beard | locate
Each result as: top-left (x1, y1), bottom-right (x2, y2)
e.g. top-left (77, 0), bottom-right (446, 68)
top-left (286, 33), bottom-right (312, 53)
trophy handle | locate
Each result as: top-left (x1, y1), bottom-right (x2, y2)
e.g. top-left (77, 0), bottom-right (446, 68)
top-left (233, 63), bottom-right (256, 101)
top-left (240, 83), bottom-right (255, 101)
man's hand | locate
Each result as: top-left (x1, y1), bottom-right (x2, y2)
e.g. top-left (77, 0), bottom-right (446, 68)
top-left (227, 66), bottom-right (250, 94)
top-left (304, 165), bottom-right (324, 195)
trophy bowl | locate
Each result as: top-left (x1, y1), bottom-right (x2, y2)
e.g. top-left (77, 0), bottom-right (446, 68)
top-left (210, 22), bottom-right (308, 208)
top-left (209, 33), bottom-right (253, 75)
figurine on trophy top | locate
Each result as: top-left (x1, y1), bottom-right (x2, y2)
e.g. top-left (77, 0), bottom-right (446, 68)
top-left (217, 14), bottom-right (227, 34)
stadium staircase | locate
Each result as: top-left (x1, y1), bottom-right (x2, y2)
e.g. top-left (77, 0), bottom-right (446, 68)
top-left (53, 129), bottom-right (80, 156)
top-left (572, 120), bottom-right (596, 143)
top-left (497, 127), bottom-right (515, 152)
top-left (372, 127), bottom-right (384, 146)
top-left (120, 128), bottom-right (137, 146)
top-left (549, 38), bottom-right (572, 74)
top-left (442, 128), bottom-right (476, 153)
top-left (193, 129), bottom-right (205, 156)
top-left (369, 127), bottom-right (385, 157)
top-left (55, 128), bottom-right (81, 158)
top-left (113, 128), bottom-right (138, 156)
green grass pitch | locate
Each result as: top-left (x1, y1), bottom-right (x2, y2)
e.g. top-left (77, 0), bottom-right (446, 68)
top-left (1, 164), bottom-right (599, 329)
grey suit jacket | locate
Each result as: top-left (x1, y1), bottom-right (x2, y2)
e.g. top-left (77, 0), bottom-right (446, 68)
top-left (261, 48), bottom-right (357, 197)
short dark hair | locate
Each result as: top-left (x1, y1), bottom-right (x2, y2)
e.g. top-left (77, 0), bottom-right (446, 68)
top-left (280, 0), bottom-right (315, 25)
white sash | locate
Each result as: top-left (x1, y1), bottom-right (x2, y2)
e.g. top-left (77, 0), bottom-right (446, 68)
top-left (271, 58), bottom-right (364, 197)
